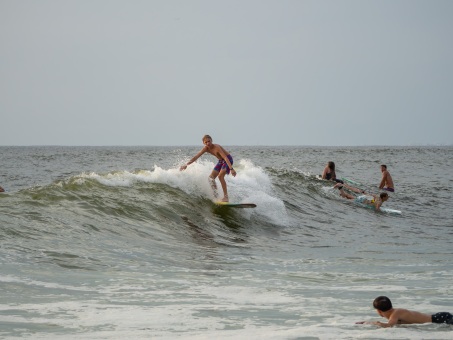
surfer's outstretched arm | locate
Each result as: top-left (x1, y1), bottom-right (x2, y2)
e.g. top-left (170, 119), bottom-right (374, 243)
top-left (180, 146), bottom-right (208, 171)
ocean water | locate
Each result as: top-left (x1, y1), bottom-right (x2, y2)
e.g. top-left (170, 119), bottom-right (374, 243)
top-left (0, 145), bottom-right (452, 339)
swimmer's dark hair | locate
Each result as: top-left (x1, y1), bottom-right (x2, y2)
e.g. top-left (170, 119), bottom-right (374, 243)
top-left (380, 192), bottom-right (389, 199)
top-left (381, 164), bottom-right (387, 169)
top-left (373, 296), bottom-right (393, 312)
top-left (328, 161), bottom-right (335, 171)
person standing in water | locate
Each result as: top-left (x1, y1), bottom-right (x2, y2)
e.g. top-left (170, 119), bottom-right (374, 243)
top-left (180, 135), bottom-right (236, 202)
top-left (379, 164), bottom-right (394, 192)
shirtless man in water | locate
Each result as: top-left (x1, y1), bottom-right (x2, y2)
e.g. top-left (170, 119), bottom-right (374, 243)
top-left (379, 164), bottom-right (394, 192)
top-left (356, 296), bottom-right (453, 327)
top-left (180, 135), bottom-right (236, 202)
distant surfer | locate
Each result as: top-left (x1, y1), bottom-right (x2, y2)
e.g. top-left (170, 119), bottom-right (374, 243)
top-left (356, 296), bottom-right (453, 327)
top-left (0, 185), bottom-right (4, 193)
top-left (180, 135), bottom-right (236, 202)
top-left (321, 161), bottom-right (343, 183)
top-left (379, 164), bottom-right (394, 192)
top-left (334, 183), bottom-right (389, 211)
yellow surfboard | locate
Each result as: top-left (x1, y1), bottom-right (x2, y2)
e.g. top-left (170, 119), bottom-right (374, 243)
top-left (214, 202), bottom-right (256, 208)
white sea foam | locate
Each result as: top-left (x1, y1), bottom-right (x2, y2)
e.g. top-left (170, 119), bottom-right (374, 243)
top-left (76, 159), bottom-right (289, 225)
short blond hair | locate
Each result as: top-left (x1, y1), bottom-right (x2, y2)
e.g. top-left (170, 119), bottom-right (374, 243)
top-left (202, 135), bottom-right (212, 142)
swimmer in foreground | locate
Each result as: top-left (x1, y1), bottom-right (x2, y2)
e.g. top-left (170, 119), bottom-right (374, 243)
top-left (356, 296), bottom-right (453, 327)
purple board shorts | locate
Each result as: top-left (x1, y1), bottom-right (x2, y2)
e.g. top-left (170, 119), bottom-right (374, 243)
top-left (213, 154), bottom-right (233, 174)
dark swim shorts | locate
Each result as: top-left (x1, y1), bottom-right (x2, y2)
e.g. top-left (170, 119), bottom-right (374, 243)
top-left (383, 187), bottom-right (395, 192)
top-left (213, 154), bottom-right (233, 174)
top-left (432, 312), bottom-right (453, 324)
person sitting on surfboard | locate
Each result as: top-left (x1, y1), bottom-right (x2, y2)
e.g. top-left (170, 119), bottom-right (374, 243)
top-left (180, 135), bottom-right (236, 202)
top-left (379, 164), bottom-right (395, 192)
top-left (321, 161), bottom-right (343, 183)
top-left (333, 182), bottom-right (389, 211)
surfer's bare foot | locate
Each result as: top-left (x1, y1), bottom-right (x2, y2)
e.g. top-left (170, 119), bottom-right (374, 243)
top-left (221, 195), bottom-right (229, 202)
top-left (334, 183), bottom-right (343, 190)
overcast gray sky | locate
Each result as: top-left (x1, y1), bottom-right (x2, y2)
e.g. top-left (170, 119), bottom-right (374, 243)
top-left (1, 0), bottom-right (452, 146)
